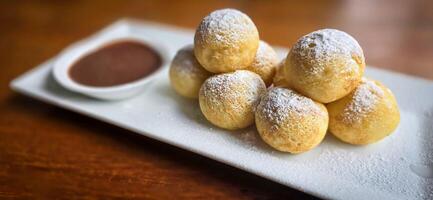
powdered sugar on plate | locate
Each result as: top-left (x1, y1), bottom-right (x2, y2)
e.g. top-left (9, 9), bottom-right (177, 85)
top-left (305, 111), bottom-right (433, 199)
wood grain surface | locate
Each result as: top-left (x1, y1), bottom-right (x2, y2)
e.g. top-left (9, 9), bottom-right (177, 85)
top-left (1, 0), bottom-right (432, 199)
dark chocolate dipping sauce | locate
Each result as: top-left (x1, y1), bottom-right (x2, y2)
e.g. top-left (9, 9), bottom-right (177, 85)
top-left (69, 40), bottom-right (162, 87)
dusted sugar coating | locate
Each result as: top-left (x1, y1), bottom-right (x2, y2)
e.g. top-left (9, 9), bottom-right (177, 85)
top-left (272, 58), bottom-right (290, 88)
top-left (194, 9), bottom-right (260, 73)
top-left (327, 78), bottom-right (400, 145)
top-left (199, 70), bottom-right (266, 130)
top-left (246, 41), bottom-right (279, 86)
top-left (169, 45), bottom-right (212, 98)
top-left (255, 87), bottom-right (328, 153)
top-left (284, 29), bottom-right (365, 103)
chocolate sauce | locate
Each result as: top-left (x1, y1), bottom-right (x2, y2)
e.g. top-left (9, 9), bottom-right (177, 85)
top-left (69, 40), bottom-right (161, 87)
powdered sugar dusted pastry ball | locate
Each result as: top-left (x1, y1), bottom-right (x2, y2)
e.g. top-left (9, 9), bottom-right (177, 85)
top-left (194, 9), bottom-right (260, 73)
top-left (327, 78), bottom-right (400, 145)
top-left (284, 29), bottom-right (365, 103)
top-left (255, 87), bottom-right (328, 153)
top-left (199, 70), bottom-right (266, 130)
top-left (246, 41), bottom-right (279, 86)
top-left (272, 58), bottom-right (290, 87)
top-left (169, 45), bottom-right (212, 98)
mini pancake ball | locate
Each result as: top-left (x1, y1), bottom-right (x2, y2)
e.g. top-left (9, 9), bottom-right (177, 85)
top-left (272, 58), bottom-right (290, 88)
top-left (327, 78), bottom-right (400, 145)
top-left (194, 9), bottom-right (260, 73)
top-left (199, 70), bottom-right (266, 130)
top-left (246, 41), bottom-right (279, 86)
top-left (284, 29), bottom-right (365, 103)
top-left (169, 45), bottom-right (212, 98)
top-left (255, 87), bottom-right (328, 153)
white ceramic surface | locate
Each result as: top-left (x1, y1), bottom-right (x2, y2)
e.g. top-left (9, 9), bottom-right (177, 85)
top-left (10, 19), bottom-right (433, 200)
top-left (52, 22), bottom-right (170, 100)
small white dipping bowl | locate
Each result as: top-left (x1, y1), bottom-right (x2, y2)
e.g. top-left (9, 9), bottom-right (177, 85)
top-left (52, 28), bottom-right (169, 100)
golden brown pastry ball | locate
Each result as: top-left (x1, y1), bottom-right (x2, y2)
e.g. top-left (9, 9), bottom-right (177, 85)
top-left (199, 70), bottom-right (266, 130)
top-left (272, 58), bottom-right (290, 88)
top-left (327, 78), bottom-right (400, 145)
top-left (169, 45), bottom-right (212, 98)
top-left (255, 87), bottom-right (328, 153)
top-left (246, 41), bottom-right (279, 86)
top-left (194, 9), bottom-right (260, 73)
top-left (284, 29), bottom-right (365, 103)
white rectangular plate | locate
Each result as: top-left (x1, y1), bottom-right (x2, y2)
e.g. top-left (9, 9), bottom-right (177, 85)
top-left (10, 19), bottom-right (433, 200)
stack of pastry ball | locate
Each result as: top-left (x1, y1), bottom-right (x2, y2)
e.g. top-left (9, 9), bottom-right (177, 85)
top-left (169, 8), bottom-right (400, 154)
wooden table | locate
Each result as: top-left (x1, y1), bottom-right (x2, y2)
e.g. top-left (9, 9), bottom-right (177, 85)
top-left (1, 1), bottom-right (432, 199)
